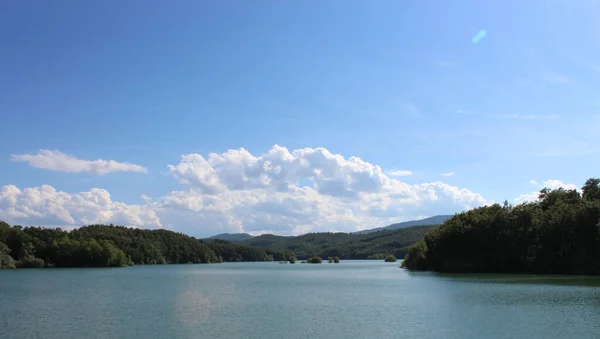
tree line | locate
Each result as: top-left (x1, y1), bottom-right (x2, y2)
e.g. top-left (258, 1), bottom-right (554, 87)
top-left (0, 223), bottom-right (296, 268)
top-left (402, 178), bottom-right (600, 275)
top-left (239, 225), bottom-right (437, 260)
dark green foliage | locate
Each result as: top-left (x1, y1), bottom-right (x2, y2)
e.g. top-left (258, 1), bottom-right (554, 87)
top-left (384, 255), bottom-right (397, 262)
top-left (307, 256), bottom-right (322, 264)
top-left (328, 256), bottom-right (333, 263)
top-left (289, 257), bottom-right (296, 264)
top-left (0, 242), bottom-right (15, 269)
top-left (401, 241), bottom-right (427, 270)
top-left (16, 256), bottom-right (45, 268)
top-left (241, 225), bottom-right (436, 260)
top-left (333, 256), bottom-right (340, 263)
top-left (582, 178), bottom-right (600, 201)
top-left (403, 179), bottom-right (600, 275)
top-left (70, 226), bottom-right (219, 264)
top-left (0, 223), bottom-right (295, 269)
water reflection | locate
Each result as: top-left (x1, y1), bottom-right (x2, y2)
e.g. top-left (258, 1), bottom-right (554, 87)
top-left (173, 267), bottom-right (241, 338)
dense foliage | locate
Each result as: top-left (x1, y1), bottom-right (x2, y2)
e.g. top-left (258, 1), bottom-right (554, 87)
top-left (0, 240), bottom-right (16, 269)
top-left (241, 225), bottom-right (437, 259)
top-left (384, 255), bottom-right (397, 262)
top-left (307, 256), bottom-right (323, 264)
top-left (0, 223), bottom-right (295, 268)
top-left (402, 178), bottom-right (600, 275)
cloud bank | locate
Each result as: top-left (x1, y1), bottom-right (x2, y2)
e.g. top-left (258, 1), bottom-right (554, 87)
top-left (4, 145), bottom-right (556, 237)
top-left (11, 150), bottom-right (148, 175)
top-left (0, 185), bottom-right (160, 227)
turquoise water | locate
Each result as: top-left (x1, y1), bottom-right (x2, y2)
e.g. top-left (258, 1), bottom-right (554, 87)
top-left (1, 261), bottom-right (600, 338)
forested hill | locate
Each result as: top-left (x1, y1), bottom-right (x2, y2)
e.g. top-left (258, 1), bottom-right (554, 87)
top-left (208, 233), bottom-right (254, 242)
top-left (239, 225), bottom-right (438, 260)
top-left (403, 178), bottom-right (600, 275)
top-left (0, 222), bottom-right (295, 269)
top-left (354, 215), bottom-right (452, 234)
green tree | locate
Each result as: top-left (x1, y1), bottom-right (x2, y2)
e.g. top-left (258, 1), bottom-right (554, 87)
top-left (582, 178), bottom-right (600, 201)
top-left (384, 255), bottom-right (397, 262)
top-left (402, 178), bottom-right (600, 275)
top-left (333, 256), bottom-right (340, 263)
top-left (307, 256), bottom-right (322, 264)
top-left (0, 242), bottom-right (16, 269)
top-left (401, 240), bottom-right (427, 270)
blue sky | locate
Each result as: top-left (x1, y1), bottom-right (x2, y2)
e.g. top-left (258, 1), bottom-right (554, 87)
top-left (1, 1), bottom-right (599, 237)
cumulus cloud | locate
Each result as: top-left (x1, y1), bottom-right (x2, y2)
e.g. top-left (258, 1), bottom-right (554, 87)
top-left (158, 145), bottom-right (488, 235)
top-left (441, 172), bottom-right (455, 177)
top-left (11, 150), bottom-right (148, 175)
top-left (1, 145), bottom-right (494, 236)
top-left (514, 179), bottom-right (578, 203)
top-left (387, 169), bottom-right (413, 177)
top-left (0, 185), bottom-right (161, 227)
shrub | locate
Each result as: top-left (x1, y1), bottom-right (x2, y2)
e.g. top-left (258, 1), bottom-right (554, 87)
top-left (307, 256), bottom-right (322, 264)
top-left (17, 257), bottom-right (45, 268)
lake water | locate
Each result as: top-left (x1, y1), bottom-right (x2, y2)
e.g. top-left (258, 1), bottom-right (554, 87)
top-left (1, 261), bottom-right (600, 339)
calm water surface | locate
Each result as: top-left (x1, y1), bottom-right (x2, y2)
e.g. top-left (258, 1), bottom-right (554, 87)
top-left (1, 261), bottom-right (600, 339)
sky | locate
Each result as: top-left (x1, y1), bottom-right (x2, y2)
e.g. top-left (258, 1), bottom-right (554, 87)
top-left (1, 1), bottom-right (599, 237)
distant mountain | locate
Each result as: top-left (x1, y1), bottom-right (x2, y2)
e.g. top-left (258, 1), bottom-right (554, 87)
top-left (207, 233), bottom-right (255, 242)
top-left (239, 225), bottom-right (437, 260)
top-left (206, 215), bottom-right (453, 240)
top-left (354, 215), bottom-right (453, 234)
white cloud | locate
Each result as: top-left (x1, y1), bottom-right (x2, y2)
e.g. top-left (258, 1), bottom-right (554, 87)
top-left (158, 145), bottom-right (487, 235)
top-left (543, 179), bottom-right (578, 191)
top-left (387, 169), bottom-right (413, 177)
top-left (514, 179), bottom-right (578, 203)
top-left (514, 192), bottom-right (540, 204)
top-left (1, 145), bottom-right (492, 237)
top-left (11, 150), bottom-right (148, 175)
top-left (441, 172), bottom-right (455, 177)
top-left (0, 185), bottom-right (161, 227)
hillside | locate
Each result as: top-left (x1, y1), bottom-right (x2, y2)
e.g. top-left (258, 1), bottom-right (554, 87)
top-left (208, 233), bottom-right (255, 242)
top-left (205, 215), bottom-right (451, 241)
top-left (0, 222), bottom-right (295, 268)
top-left (354, 215), bottom-right (452, 234)
top-left (403, 178), bottom-right (600, 275)
top-left (240, 225), bottom-right (438, 260)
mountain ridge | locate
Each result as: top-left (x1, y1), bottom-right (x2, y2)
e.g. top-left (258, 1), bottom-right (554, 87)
top-left (353, 215), bottom-right (453, 234)
top-left (206, 215), bottom-right (452, 241)
top-left (207, 233), bottom-right (254, 242)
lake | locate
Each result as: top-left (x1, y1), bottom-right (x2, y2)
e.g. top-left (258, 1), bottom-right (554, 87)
top-left (1, 261), bottom-right (600, 338)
